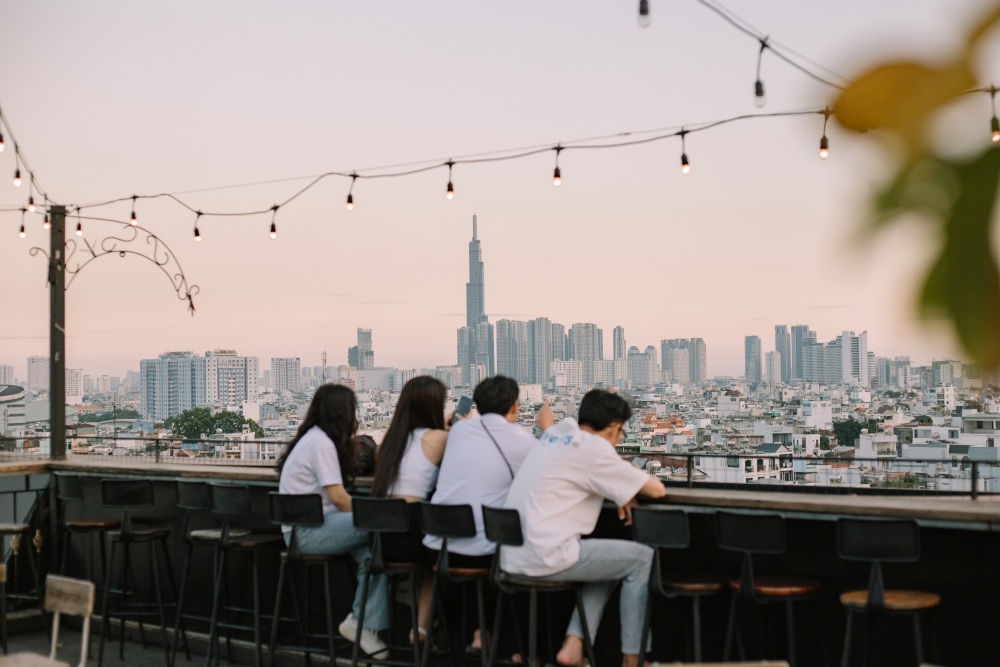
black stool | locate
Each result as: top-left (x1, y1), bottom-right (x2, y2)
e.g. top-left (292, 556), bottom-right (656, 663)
top-left (717, 511), bottom-right (821, 667)
top-left (633, 507), bottom-right (724, 664)
top-left (837, 518), bottom-right (939, 667)
top-left (350, 496), bottom-right (424, 667)
top-left (481, 506), bottom-right (596, 667)
top-left (97, 478), bottom-right (178, 667)
top-left (171, 480), bottom-right (251, 666)
top-left (267, 492), bottom-right (352, 667)
top-left (204, 484), bottom-right (283, 667)
top-left (419, 502), bottom-right (489, 667)
top-left (57, 474), bottom-right (121, 583)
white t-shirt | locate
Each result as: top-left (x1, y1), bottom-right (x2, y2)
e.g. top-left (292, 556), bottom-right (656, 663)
top-left (278, 426), bottom-right (345, 529)
top-left (501, 418), bottom-right (650, 577)
top-left (386, 428), bottom-right (439, 499)
top-left (424, 413), bottom-right (537, 556)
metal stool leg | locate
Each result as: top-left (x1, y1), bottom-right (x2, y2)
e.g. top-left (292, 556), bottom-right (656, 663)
top-left (724, 592), bottom-right (738, 660)
top-left (268, 559), bottom-right (286, 667)
top-left (97, 540), bottom-right (117, 667)
top-left (252, 550), bottom-right (263, 667)
top-left (324, 563), bottom-right (337, 664)
top-left (527, 590), bottom-right (537, 667)
top-left (692, 594), bottom-right (704, 662)
top-left (205, 549), bottom-right (228, 667)
top-left (171, 542), bottom-right (195, 667)
top-left (913, 614), bottom-right (924, 665)
top-left (150, 539), bottom-right (171, 667)
top-left (840, 609), bottom-right (854, 667)
top-left (786, 599), bottom-right (797, 667)
top-left (350, 567), bottom-right (372, 667)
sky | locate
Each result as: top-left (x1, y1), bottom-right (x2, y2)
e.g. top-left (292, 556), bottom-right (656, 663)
top-left (2, 0), bottom-right (999, 381)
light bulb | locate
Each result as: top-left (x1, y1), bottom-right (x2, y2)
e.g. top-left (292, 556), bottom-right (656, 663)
top-left (130, 209), bottom-right (137, 226)
top-left (13, 168), bottom-right (21, 187)
top-left (270, 222), bottom-right (277, 239)
top-left (75, 221), bottom-right (83, 237)
top-left (754, 80), bottom-right (766, 108)
top-left (27, 196), bottom-right (35, 213)
top-left (347, 193), bottom-right (354, 211)
top-left (446, 181), bottom-right (454, 199)
top-left (992, 116), bottom-right (1000, 143)
top-left (18, 223), bottom-right (25, 239)
top-left (819, 135), bottom-right (829, 159)
top-left (553, 166), bottom-right (561, 187)
top-left (681, 153), bottom-right (690, 174)
top-left (0, 132), bottom-right (4, 152)
top-left (637, 0), bottom-right (651, 27)
top-left (194, 226), bottom-right (201, 242)
top-left (43, 214), bottom-right (51, 230)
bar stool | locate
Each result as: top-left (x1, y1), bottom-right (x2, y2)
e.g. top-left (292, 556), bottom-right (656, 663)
top-left (350, 496), bottom-right (424, 667)
top-left (481, 506), bottom-right (596, 667)
top-left (419, 502), bottom-right (489, 667)
top-left (56, 474), bottom-right (120, 583)
top-left (267, 492), bottom-right (352, 667)
top-left (204, 484), bottom-right (284, 667)
top-left (170, 480), bottom-right (251, 666)
top-left (98, 478), bottom-right (178, 667)
top-left (837, 518), bottom-right (939, 667)
top-left (632, 507), bottom-right (724, 664)
top-left (716, 511), bottom-right (821, 667)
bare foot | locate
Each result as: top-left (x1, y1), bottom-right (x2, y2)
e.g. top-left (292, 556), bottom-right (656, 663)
top-left (556, 636), bottom-right (585, 667)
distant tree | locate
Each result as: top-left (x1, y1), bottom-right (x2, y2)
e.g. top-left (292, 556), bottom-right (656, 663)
top-left (87, 408), bottom-right (141, 423)
top-left (832, 418), bottom-right (880, 449)
top-left (0, 436), bottom-right (15, 452)
top-left (915, 415), bottom-right (934, 424)
top-left (213, 411), bottom-right (246, 434)
top-left (884, 390), bottom-right (903, 399)
top-left (246, 418), bottom-right (265, 438)
top-left (819, 435), bottom-right (831, 449)
top-left (168, 407), bottom-right (215, 440)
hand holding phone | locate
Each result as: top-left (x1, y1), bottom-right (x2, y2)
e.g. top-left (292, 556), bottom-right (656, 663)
top-left (449, 395), bottom-right (473, 426)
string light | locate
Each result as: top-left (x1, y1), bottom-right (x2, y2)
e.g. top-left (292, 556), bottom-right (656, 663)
top-left (43, 212), bottom-right (50, 230)
top-left (819, 107), bottom-right (831, 159)
top-left (553, 146), bottom-right (563, 186)
top-left (130, 195), bottom-right (138, 226)
top-left (347, 173), bottom-right (357, 211)
top-left (680, 130), bottom-right (691, 174)
top-left (638, 0), bottom-right (651, 28)
top-left (754, 38), bottom-right (768, 108)
top-left (13, 167), bottom-right (21, 187)
top-left (0, 129), bottom-right (4, 153)
top-left (990, 86), bottom-right (1000, 144)
top-left (269, 205), bottom-right (279, 239)
top-left (27, 196), bottom-right (35, 213)
top-left (75, 211), bottom-right (83, 237)
top-left (18, 208), bottom-right (25, 238)
top-left (194, 212), bottom-right (202, 242)
top-left (26, 173), bottom-right (35, 212)
top-left (446, 161), bottom-right (455, 199)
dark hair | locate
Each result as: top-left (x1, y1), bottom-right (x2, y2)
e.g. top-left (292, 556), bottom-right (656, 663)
top-left (578, 389), bottom-right (632, 431)
top-left (372, 376), bottom-right (447, 497)
top-left (473, 375), bottom-right (519, 416)
top-left (353, 435), bottom-right (377, 477)
top-left (278, 384), bottom-right (358, 487)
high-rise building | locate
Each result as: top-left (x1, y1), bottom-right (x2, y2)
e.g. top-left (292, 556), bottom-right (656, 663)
top-left (0, 365), bottom-right (13, 385)
top-left (661, 338), bottom-right (706, 384)
top-left (529, 318), bottom-right (553, 385)
top-left (568, 323), bottom-right (602, 385)
top-left (790, 325), bottom-right (814, 380)
top-left (689, 338), bottom-right (707, 383)
top-left (775, 325), bottom-right (791, 383)
top-left (0, 384), bottom-right (26, 436)
top-left (457, 215), bottom-right (494, 384)
top-left (205, 349), bottom-right (259, 408)
top-left (349, 329), bottom-right (375, 370)
top-left (613, 326), bottom-right (626, 360)
top-left (271, 357), bottom-right (302, 393)
top-left (496, 319), bottom-right (532, 383)
top-left (551, 323), bottom-right (567, 361)
top-left (27, 356), bottom-right (49, 392)
top-left (744, 336), bottom-right (762, 384)
top-left (801, 331), bottom-right (871, 386)
top-left (765, 351), bottom-right (782, 387)
top-left (140, 351), bottom-right (208, 421)
top-left (66, 369), bottom-right (84, 403)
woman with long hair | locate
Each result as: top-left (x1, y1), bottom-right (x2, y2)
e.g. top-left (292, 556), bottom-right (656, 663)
top-left (371, 375), bottom-right (449, 643)
top-left (277, 384), bottom-right (388, 658)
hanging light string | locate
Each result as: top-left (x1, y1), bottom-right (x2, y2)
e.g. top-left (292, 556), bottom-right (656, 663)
top-left (0, 102), bottom-right (53, 204)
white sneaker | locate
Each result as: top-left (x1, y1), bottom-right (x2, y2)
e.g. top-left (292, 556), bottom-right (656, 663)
top-left (338, 613), bottom-right (389, 658)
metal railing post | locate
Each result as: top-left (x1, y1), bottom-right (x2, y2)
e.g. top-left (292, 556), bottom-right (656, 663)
top-left (971, 461), bottom-right (979, 500)
top-left (687, 456), bottom-right (694, 488)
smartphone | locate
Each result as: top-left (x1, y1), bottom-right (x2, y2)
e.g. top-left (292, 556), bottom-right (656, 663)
top-left (449, 395), bottom-right (473, 426)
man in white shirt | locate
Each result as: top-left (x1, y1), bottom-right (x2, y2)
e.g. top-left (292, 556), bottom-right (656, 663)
top-left (503, 389), bottom-right (666, 667)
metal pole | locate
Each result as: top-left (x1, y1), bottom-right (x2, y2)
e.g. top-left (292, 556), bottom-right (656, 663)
top-left (49, 205), bottom-right (66, 460)
top-left (971, 461), bottom-right (979, 500)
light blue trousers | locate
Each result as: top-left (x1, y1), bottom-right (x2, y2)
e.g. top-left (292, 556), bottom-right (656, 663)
top-left (534, 538), bottom-right (653, 655)
top-left (293, 510), bottom-right (389, 631)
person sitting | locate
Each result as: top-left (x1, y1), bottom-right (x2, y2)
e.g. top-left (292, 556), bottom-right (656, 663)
top-left (277, 384), bottom-right (389, 658)
top-left (424, 375), bottom-right (552, 653)
top-left (371, 375), bottom-right (450, 643)
top-left (502, 389), bottom-right (667, 667)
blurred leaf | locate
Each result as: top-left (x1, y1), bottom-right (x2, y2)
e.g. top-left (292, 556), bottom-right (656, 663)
top-left (834, 61), bottom-right (975, 151)
top-left (918, 148), bottom-right (1000, 367)
top-left (871, 160), bottom-right (958, 229)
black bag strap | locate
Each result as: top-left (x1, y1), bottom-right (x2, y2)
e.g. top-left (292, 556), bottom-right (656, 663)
top-left (481, 420), bottom-right (514, 479)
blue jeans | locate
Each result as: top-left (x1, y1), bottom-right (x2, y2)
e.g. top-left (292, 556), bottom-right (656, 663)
top-left (534, 539), bottom-right (653, 655)
top-left (292, 510), bottom-right (389, 631)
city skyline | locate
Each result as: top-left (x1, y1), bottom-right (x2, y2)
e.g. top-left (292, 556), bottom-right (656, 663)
top-left (1, 2), bottom-right (993, 382)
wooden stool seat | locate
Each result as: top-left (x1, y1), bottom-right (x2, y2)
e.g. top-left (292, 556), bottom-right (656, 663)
top-left (223, 533), bottom-right (285, 550)
top-left (729, 575), bottom-right (822, 597)
top-left (840, 589), bottom-right (941, 612)
top-left (383, 561), bottom-right (423, 572)
top-left (106, 527), bottom-right (169, 542)
top-left (497, 571), bottom-right (577, 589)
top-left (188, 526), bottom-right (251, 541)
top-left (431, 565), bottom-right (490, 578)
top-left (281, 551), bottom-right (348, 564)
top-left (663, 575), bottom-right (725, 594)
top-left (64, 519), bottom-right (120, 532)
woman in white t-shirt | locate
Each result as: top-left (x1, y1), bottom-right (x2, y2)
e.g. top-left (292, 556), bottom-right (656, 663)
top-left (277, 384), bottom-right (389, 658)
top-left (371, 375), bottom-right (449, 643)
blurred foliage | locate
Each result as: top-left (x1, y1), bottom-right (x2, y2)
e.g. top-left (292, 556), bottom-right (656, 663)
top-left (834, 4), bottom-right (1000, 369)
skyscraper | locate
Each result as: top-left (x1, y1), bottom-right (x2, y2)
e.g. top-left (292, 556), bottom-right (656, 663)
top-left (661, 338), bottom-right (707, 385)
top-left (569, 323), bottom-right (602, 385)
top-left (457, 215), bottom-right (494, 383)
top-left (271, 357), bottom-right (302, 393)
top-left (790, 325), bottom-right (814, 380)
top-left (140, 351), bottom-right (208, 421)
top-left (349, 328), bottom-right (375, 370)
top-left (496, 319), bottom-right (532, 383)
top-left (205, 349), bottom-right (259, 408)
top-left (529, 317), bottom-right (553, 384)
top-left (775, 325), bottom-right (791, 383)
top-left (613, 326), bottom-right (627, 360)
top-left (745, 336), bottom-right (762, 383)
top-left (27, 355), bottom-right (49, 392)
